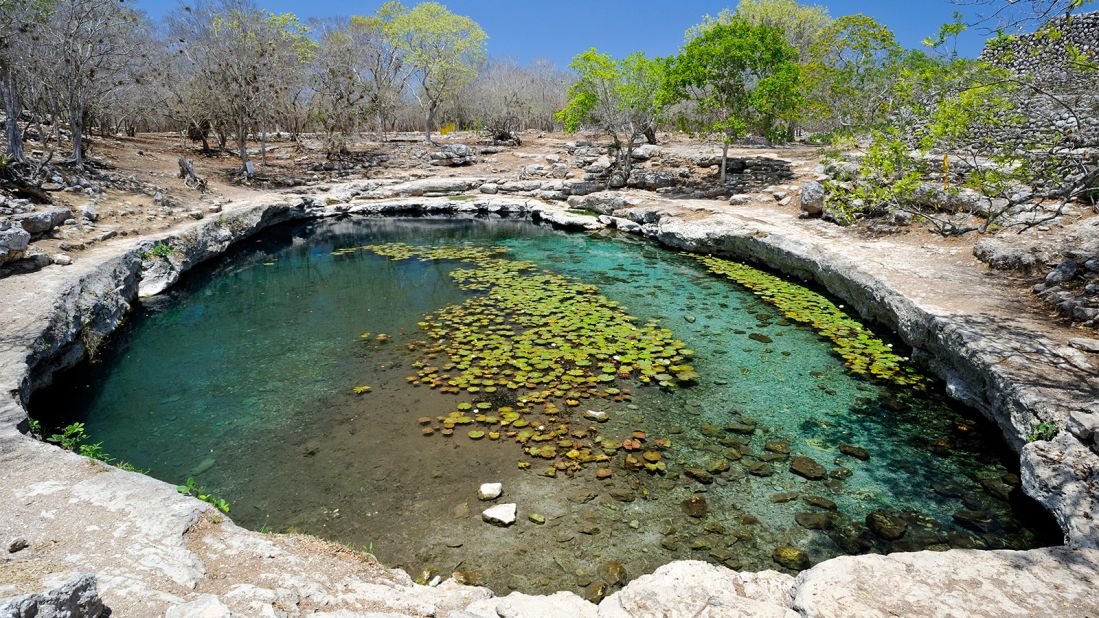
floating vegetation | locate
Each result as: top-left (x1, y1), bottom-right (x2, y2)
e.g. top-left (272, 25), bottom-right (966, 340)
top-left (348, 242), bottom-right (689, 476)
top-left (691, 254), bottom-right (925, 388)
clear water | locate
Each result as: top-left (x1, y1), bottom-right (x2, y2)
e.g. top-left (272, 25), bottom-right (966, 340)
top-left (33, 217), bottom-right (1058, 598)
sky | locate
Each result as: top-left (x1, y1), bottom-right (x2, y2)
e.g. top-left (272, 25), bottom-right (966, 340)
top-left (132, 0), bottom-right (995, 66)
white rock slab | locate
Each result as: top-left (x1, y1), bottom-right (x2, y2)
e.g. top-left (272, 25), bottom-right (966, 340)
top-left (481, 503), bottom-right (516, 527)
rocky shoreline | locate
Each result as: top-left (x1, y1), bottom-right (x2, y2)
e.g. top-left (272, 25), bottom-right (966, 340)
top-left (2, 180), bottom-right (1098, 616)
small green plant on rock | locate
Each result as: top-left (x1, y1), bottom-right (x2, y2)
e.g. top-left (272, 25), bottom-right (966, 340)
top-left (177, 476), bottom-right (231, 513)
top-left (47, 422), bottom-right (89, 451)
top-left (1027, 421), bottom-right (1059, 443)
top-left (139, 243), bottom-right (175, 260)
top-left (44, 421), bottom-right (143, 472)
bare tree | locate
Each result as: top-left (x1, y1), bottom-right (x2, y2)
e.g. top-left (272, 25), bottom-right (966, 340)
top-left (37, 0), bottom-right (147, 166)
top-left (170, 0), bottom-right (313, 175)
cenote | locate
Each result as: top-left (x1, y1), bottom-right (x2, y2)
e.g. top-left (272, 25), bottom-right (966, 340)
top-left (32, 216), bottom-right (1060, 597)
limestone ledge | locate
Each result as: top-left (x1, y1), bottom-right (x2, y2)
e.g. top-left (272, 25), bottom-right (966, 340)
top-left (2, 185), bottom-right (1098, 617)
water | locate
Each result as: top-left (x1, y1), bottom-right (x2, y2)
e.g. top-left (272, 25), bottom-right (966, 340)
top-left (33, 216), bottom-right (1059, 598)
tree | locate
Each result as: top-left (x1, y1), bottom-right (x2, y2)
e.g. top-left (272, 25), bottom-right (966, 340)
top-left (665, 19), bottom-right (802, 183)
top-left (803, 14), bottom-right (900, 131)
top-left (351, 2), bottom-right (410, 140)
top-left (170, 0), bottom-right (313, 174)
top-left (456, 57), bottom-right (572, 142)
top-left (390, 2), bottom-right (485, 142)
top-left (0, 0), bottom-right (51, 163)
top-left (37, 0), bottom-right (148, 166)
top-left (556, 49), bottom-right (668, 180)
top-left (687, 0), bottom-right (832, 59)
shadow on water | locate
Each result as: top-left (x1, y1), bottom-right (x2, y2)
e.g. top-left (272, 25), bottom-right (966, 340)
top-left (31, 215), bottom-right (1062, 598)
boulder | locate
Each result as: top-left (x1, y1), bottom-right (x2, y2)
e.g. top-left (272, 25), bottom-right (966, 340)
top-left (630, 144), bottom-right (663, 160)
top-left (799, 181), bottom-right (825, 217)
top-left (0, 572), bottom-right (104, 618)
top-left (627, 170), bottom-right (677, 191)
top-left (772, 546), bottom-right (811, 571)
top-left (0, 224), bottom-right (31, 264)
top-left (13, 207), bottom-right (73, 235)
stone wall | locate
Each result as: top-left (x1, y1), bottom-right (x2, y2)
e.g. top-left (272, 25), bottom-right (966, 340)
top-left (979, 11), bottom-right (1099, 89)
top-left (977, 11), bottom-right (1099, 147)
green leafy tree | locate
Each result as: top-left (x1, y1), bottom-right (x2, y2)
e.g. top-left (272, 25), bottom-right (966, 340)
top-left (556, 49), bottom-right (668, 180)
top-left (665, 18), bottom-right (802, 184)
top-left (804, 14), bottom-right (900, 132)
top-left (390, 2), bottom-right (486, 142)
top-left (688, 0), bottom-right (832, 59)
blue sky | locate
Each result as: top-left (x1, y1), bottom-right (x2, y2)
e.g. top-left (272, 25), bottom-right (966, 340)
top-left (133, 0), bottom-right (993, 66)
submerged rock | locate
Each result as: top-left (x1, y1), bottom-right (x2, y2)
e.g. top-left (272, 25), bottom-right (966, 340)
top-left (682, 495), bottom-right (709, 518)
top-left (482, 503), bottom-right (517, 527)
top-left (866, 510), bottom-right (908, 540)
top-left (790, 456), bottom-right (827, 480)
top-left (839, 443), bottom-right (870, 460)
top-left (684, 467), bottom-right (714, 484)
top-left (772, 545), bottom-right (811, 570)
top-left (478, 482), bottom-right (502, 501)
top-left (795, 512), bottom-right (836, 530)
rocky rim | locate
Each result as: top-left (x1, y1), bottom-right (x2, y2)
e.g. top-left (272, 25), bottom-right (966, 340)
top-left (2, 137), bottom-right (1098, 617)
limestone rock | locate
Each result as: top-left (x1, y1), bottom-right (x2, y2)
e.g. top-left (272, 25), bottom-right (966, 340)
top-left (598, 561), bottom-right (796, 618)
top-left (0, 224), bottom-right (31, 264)
top-left (799, 181), bottom-right (825, 217)
top-left (630, 144), bottom-right (663, 160)
top-left (481, 503), bottom-right (516, 526)
top-left (429, 144), bottom-right (476, 166)
top-left (0, 573), bottom-right (104, 618)
top-left (772, 546), bottom-right (811, 570)
top-left (165, 594), bottom-right (233, 617)
top-left (793, 547), bottom-right (1099, 617)
top-left (466, 591), bottom-right (596, 618)
top-left (14, 207), bottom-right (73, 235)
top-left (866, 510), bottom-right (908, 540)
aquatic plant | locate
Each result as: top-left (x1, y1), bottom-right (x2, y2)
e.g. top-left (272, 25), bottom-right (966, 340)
top-left (691, 254), bottom-right (925, 388)
top-left (351, 242), bottom-right (687, 475)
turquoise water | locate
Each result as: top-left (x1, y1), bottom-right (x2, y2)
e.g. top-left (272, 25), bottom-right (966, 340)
top-left (33, 217), bottom-right (1058, 597)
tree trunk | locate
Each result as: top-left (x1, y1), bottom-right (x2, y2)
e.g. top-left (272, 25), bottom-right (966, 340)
top-left (423, 101), bottom-right (437, 143)
top-left (70, 108), bottom-right (85, 167)
top-left (720, 142), bottom-right (729, 185)
top-left (260, 126), bottom-right (268, 166)
top-left (2, 67), bottom-right (24, 162)
top-left (237, 129), bottom-right (251, 176)
top-left (178, 156), bottom-right (207, 192)
top-left (376, 109), bottom-right (386, 142)
top-left (643, 126), bottom-right (657, 145)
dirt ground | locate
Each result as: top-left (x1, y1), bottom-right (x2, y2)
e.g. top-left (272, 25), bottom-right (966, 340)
top-left (3, 128), bottom-right (1096, 329)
